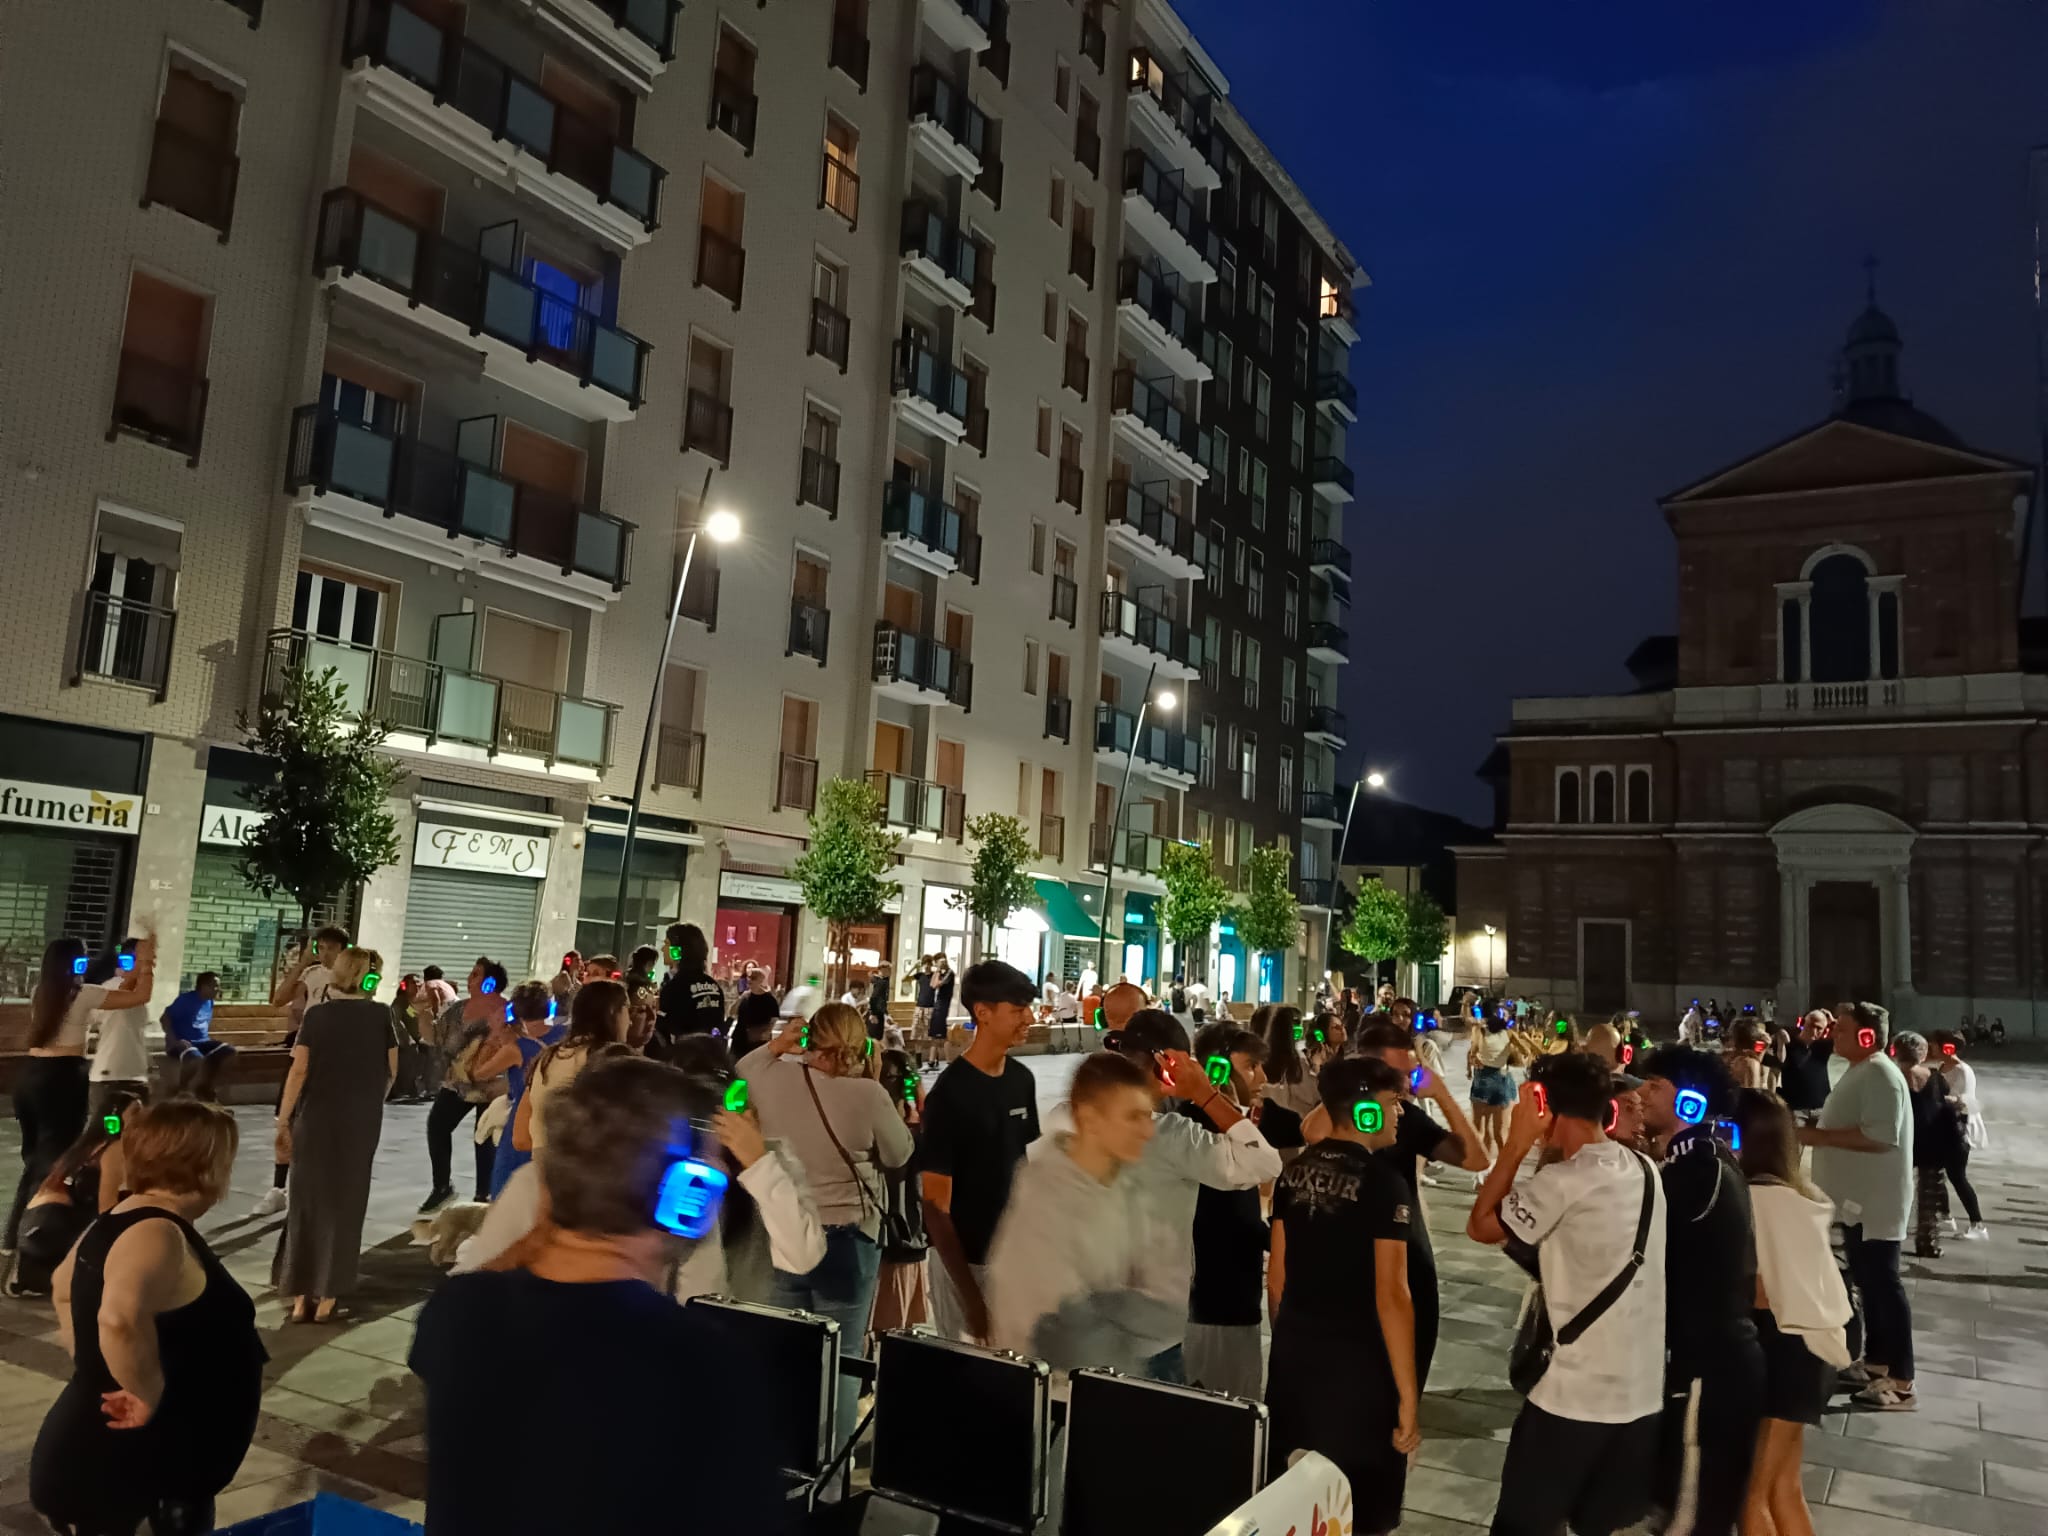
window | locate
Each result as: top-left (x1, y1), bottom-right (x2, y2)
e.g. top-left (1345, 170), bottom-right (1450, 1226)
top-left (711, 27), bottom-right (760, 151)
top-left (1236, 447), bottom-right (1251, 495)
top-left (1208, 426), bottom-right (1230, 481)
top-left (1626, 767), bottom-right (1652, 824)
top-left (1075, 91), bottom-right (1099, 173)
top-left (80, 508), bottom-right (180, 693)
top-left (809, 254), bottom-right (850, 368)
top-left (1295, 322), bottom-right (1312, 386)
top-left (1202, 616), bottom-right (1221, 689)
top-left (1208, 333), bottom-right (1234, 408)
top-left (1247, 550), bottom-right (1264, 618)
top-left (1023, 638), bottom-right (1039, 694)
top-left (1233, 538), bottom-right (1249, 586)
top-left (790, 550), bottom-right (830, 661)
top-left (799, 401), bottom-right (841, 514)
top-left (1215, 247), bottom-right (1236, 318)
top-left (830, 0), bottom-right (869, 87)
top-left (1043, 287), bottom-right (1060, 341)
top-left (1252, 369), bottom-right (1271, 438)
top-left (1809, 551), bottom-right (1874, 684)
top-left (1054, 57), bottom-right (1072, 111)
top-left (821, 114), bottom-right (859, 223)
top-left (684, 335), bottom-right (734, 464)
top-left (1204, 524), bottom-right (1226, 589)
top-left (145, 56), bottom-right (240, 237)
top-left (697, 175), bottom-right (746, 305)
top-left (1243, 637), bottom-right (1261, 708)
top-left (1250, 460), bottom-right (1268, 526)
top-left (1064, 311), bottom-right (1090, 395)
top-left (1289, 404), bottom-right (1307, 470)
top-left (1031, 520), bottom-right (1047, 573)
top-left (1287, 490), bottom-right (1303, 553)
top-left (1278, 750), bottom-right (1295, 813)
top-left (1280, 656), bottom-right (1297, 724)
top-left (777, 697), bottom-right (819, 811)
top-left (1036, 403), bottom-right (1052, 455)
top-left (1239, 733), bottom-right (1257, 801)
top-left (1591, 769), bottom-right (1616, 824)
top-left (1229, 628), bottom-right (1244, 678)
top-left (112, 270), bottom-right (211, 461)
top-left (1239, 352), bottom-right (1255, 405)
top-left (1199, 718), bottom-right (1218, 788)
top-left (1283, 578), bottom-right (1299, 639)
top-left (1556, 769), bottom-right (1582, 824)
top-left (1260, 200), bottom-right (1279, 266)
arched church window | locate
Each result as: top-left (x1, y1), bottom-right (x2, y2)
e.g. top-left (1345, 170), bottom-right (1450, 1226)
top-left (1808, 553), bottom-right (1871, 683)
top-left (1556, 770), bottom-right (1581, 824)
top-left (1591, 769), bottom-right (1616, 824)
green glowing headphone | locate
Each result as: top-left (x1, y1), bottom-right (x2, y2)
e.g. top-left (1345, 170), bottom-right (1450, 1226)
top-left (1352, 1100), bottom-right (1385, 1134)
top-left (722, 1079), bottom-right (749, 1115)
top-left (361, 970), bottom-right (381, 993)
top-left (901, 1073), bottom-right (917, 1105)
top-left (1204, 1054), bottom-right (1232, 1087)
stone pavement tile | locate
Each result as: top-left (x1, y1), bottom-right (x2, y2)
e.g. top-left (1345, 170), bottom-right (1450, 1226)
top-left (1803, 1463), bottom-right (1834, 1504)
top-left (262, 1384), bottom-right (412, 1445)
top-left (1914, 1369), bottom-right (2048, 1419)
top-left (325, 1313), bottom-right (420, 1368)
top-left (1795, 1428), bottom-right (1986, 1495)
top-left (1830, 1392), bottom-right (1982, 1432)
top-left (1417, 1393), bottom-right (1517, 1441)
top-left (1812, 1506), bottom-right (1988, 1536)
top-left (272, 1339), bottom-right (420, 1414)
top-left (1391, 1511), bottom-right (1487, 1536)
top-left (1970, 1355), bottom-right (2048, 1389)
top-left (1414, 1435), bottom-right (1507, 1482)
top-left (1825, 1470), bottom-right (2045, 1536)
top-left (210, 1467), bottom-right (396, 1528)
top-left (1913, 1343), bottom-right (1981, 1379)
top-left (1983, 1462), bottom-right (2048, 1508)
top-left (226, 1443), bottom-right (309, 1491)
top-left (1835, 1412), bottom-right (2048, 1473)
top-left (1401, 1464), bottom-right (1501, 1527)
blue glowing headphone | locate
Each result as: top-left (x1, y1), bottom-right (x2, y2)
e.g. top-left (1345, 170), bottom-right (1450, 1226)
top-left (1674, 1086), bottom-right (1708, 1125)
top-left (117, 950), bottom-right (136, 972)
top-left (479, 976), bottom-right (499, 996)
top-left (1714, 1118), bottom-right (1742, 1150)
top-left (651, 1125), bottom-right (731, 1240)
top-left (71, 955), bottom-right (89, 976)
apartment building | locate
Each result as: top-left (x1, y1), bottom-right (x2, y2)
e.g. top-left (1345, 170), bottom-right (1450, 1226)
top-left (0, 0), bottom-right (1358, 1011)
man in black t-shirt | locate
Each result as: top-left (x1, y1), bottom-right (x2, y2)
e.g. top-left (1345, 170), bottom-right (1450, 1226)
top-left (1777, 1012), bottom-right (1834, 1123)
top-left (1637, 1045), bottom-right (1762, 1536)
top-left (655, 922), bottom-right (726, 1052)
top-left (730, 966), bottom-right (780, 1053)
top-left (921, 960), bottom-right (1041, 1341)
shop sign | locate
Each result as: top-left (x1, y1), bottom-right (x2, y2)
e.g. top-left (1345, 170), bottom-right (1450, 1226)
top-left (200, 803), bottom-right (269, 847)
top-left (0, 779), bottom-right (140, 837)
top-left (413, 820), bottom-right (550, 879)
top-left (720, 871), bottom-right (900, 913)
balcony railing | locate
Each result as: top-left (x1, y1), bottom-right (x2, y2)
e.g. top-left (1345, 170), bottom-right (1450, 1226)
top-left (829, 22), bottom-right (869, 88)
top-left (891, 339), bottom-right (970, 426)
top-left (346, 0), bottom-right (664, 230)
top-left (776, 753), bottom-right (818, 813)
top-left (1044, 694), bottom-right (1072, 743)
top-left (1094, 703), bottom-right (1200, 777)
top-left (315, 188), bottom-right (649, 409)
top-left (909, 64), bottom-right (988, 164)
top-left (109, 352), bottom-right (208, 464)
top-left (1076, 120), bottom-right (1101, 177)
top-left (883, 481), bottom-right (970, 571)
top-left (1311, 456), bottom-right (1356, 495)
top-left (1080, 11), bottom-right (1105, 68)
top-left (821, 156), bottom-right (859, 224)
top-left (1300, 790), bottom-right (1342, 824)
top-left (652, 726), bottom-right (703, 794)
top-left (1315, 372), bottom-right (1358, 414)
top-left (1062, 345), bottom-right (1090, 399)
top-left (1111, 368), bottom-right (1194, 459)
top-left (1070, 232), bottom-right (1096, 288)
top-left (1306, 621), bottom-right (1350, 659)
top-left (1050, 573), bottom-right (1077, 626)
top-left (944, 0), bottom-right (997, 32)
top-left (696, 226), bottom-right (745, 305)
top-left (974, 154), bottom-right (1004, 207)
top-left (684, 390), bottom-right (733, 465)
top-left (901, 201), bottom-right (979, 294)
top-left (1057, 458), bottom-right (1085, 511)
top-left (1126, 47), bottom-right (1210, 153)
top-left (1320, 285), bottom-right (1357, 331)
top-left (1308, 537), bottom-right (1352, 576)
top-left (1039, 813), bottom-right (1066, 860)
top-left (810, 297), bottom-right (850, 370)
top-left (264, 628), bottom-right (616, 768)
top-left (1305, 703), bottom-right (1348, 740)
top-left (1089, 823), bottom-right (1165, 876)
top-left (74, 593), bottom-right (175, 699)
top-left (1298, 877), bottom-right (1334, 908)
top-left (1118, 259), bottom-right (1196, 351)
top-left (1122, 150), bottom-right (1206, 251)
top-left (867, 772), bottom-right (964, 840)
top-left (799, 447), bottom-right (840, 516)
top-left (1099, 590), bottom-right (1200, 671)
top-left (969, 259), bottom-right (997, 329)
top-left (964, 405), bottom-right (990, 453)
top-left (286, 404), bottom-right (634, 588)
top-left (873, 623), bottom-right (973, 707)
top-left (1106, 480), bottom-right (1206, 568)
top-left (143, 120), bottom-right (239, 240)
top-left (597, 0), bottom-right (680, 58)
top-left (789, 599), bottom-right (830, 663)
top-left (709, 68), bottom-right (758, 151)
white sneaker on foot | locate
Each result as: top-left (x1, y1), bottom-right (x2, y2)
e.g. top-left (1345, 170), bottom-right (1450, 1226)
top-left (250, 1187), bottom-right (288, 1218)
top-left (1962, 1223), bottom-right (1990, 1240)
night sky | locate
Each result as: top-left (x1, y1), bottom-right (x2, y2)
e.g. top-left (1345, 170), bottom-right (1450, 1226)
top-left (1179, 0), bottom-right (2048, 822)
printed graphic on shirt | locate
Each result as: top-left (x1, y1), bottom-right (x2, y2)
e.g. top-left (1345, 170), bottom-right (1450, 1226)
top-left (1278, 1156), bottom-right (1362, 1215)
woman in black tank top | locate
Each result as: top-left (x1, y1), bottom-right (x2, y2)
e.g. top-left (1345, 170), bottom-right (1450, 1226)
top-left (31, 1100), bottom-right (265, 1535)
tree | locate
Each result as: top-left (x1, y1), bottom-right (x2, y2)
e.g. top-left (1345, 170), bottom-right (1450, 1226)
top-left (1401, 889), bottom-right (1451, 970)
top-left (1158, 840), bottom-right (1231, 985)
top-left (1236, 844), bottom-right (1301, 1001)
top-left (792, 776), bottom-right (902, 996)
top-left (236, 662), bottom-right (403, 939)
top-left (952, 812), bottom-right (1041, 955)
top-left (1341, 880), bottom-right (1408, 973)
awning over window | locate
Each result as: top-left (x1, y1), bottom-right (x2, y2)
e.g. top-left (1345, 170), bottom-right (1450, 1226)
top-left (1034, 877), bottom-right (1100, 940)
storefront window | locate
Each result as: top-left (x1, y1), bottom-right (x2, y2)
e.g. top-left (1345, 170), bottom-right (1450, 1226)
top-left (716, 903), bottom-right (794, 991)
top-left (840, 918), bottom-right (895, 998)
top-left (577, 833), bottom-right (687, 959)
top-left (0, 834), bottom-right (126, 1000)
top-left (993, 907), bottom-right (1048, 985)
top-left (918, 883), bottom-right (970, 977)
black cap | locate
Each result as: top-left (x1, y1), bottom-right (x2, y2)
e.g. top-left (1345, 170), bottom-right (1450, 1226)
top-left (960, 959), bottom-right (1037, 1009)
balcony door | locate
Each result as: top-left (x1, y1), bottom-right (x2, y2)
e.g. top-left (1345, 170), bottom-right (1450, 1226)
top-left (481, 610), bottom-right (569, 693)
top-left (345, 145), bottom-right (443, 231)
top-left (501, 421), bottom-right (586, 562)
top-left (873, 721), bottom-right (912, 775)
top-left (884, 582), bottom-right (921, 633)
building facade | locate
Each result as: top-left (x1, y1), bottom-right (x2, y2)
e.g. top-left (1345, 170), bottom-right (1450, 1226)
top-left (1456, 306), bottom-right (2048, 1033)
top-left (0, 0), bottom-right (1359, 1017)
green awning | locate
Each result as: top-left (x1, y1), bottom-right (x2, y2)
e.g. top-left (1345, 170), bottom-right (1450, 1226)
top-left (1036, 878), bottom-right (1101, 940)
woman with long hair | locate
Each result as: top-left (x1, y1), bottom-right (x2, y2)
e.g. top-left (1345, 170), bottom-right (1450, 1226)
top-left (1731, 1089), bottom-right (1851, 1536)
top-left (7, 928), bottom-right (155, 1255)
top-left (514, 979), bottom-right (630, 1157)
top-left (1256, 1005), bottom-right (1317, 1153)
top-left (1927, 1029), bottom-right (1988, 1240)
top-left (1465, 1001), bottom-right (1519, 1166)
top-left (8, 1089), bottom-right (141, 1298)
top-left (870, 1045), bottom-right (930, 1337)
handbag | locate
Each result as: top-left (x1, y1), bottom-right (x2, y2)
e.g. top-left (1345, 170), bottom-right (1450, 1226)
top-left (800, 1064), bottom-right (880, 1225)
top-left (1509, 1150), bottom-right (1655, 1396)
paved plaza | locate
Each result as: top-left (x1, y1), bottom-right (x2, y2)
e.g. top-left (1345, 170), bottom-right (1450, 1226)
top-left (3, 1054), bottom-right (2048, 1533)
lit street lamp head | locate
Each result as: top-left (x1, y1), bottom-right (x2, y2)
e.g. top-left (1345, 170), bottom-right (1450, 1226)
top-left (705, 509), bottom-right (741, 543)
top-left (1365, 771), bottom-right (1387, 790)
top-left (1155, 689), bottom-right (1178, 712)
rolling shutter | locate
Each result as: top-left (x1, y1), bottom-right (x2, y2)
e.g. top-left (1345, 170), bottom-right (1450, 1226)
top-left (399, 865), bottom-right (539, 983)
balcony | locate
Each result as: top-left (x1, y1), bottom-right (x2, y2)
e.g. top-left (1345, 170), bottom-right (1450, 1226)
top-left (1088, 823), bottom-right (1166, 878)
top-left (788, 600), bottom-right (830, 664)
top-left (1311, 455), bottom-right (1356, 504)
top-left (590, 0), bottom-right (680, 61)
top-left (1298, 877), bottom-right (1334, 910)
top-left (882, 481), bottom-right (976, 579)
top-left (709, 69), bottom-right (758, 152)
top-left (1125, 48), bottom-right (1215, 186)
top-left (810, 297), bottom-right (850, 371)
top-left (1304, 703), bottom-right (1347, 748)
top-left (921, 0), bottom-right (993, 55)
top-left (968, 262), bottom-right (997, 331)
top-left (1320, 283), bottom-right (1360, 346)
top-left (1070, 230), bottom-right (1096, 289)
top-left (799, 447), bottom-right (840, 516)
top-left (964, 405), bottom-right (990, 453)
top-left (344, 0), bottom-right (664, 250)
top-left (1307, 621), bottom-right (1350, 665)
top-left (651, 726), bottom-right (703, 794)
top-left (1099, 590), bottom-right (1200, 679)
top-left (1094, 704), bottom-right (1199, 784)
top-left (873, 624), bottom-right (972, 707)
top-left (1045, 694), bottom-right (1073, 743)
top-left (900, 201), bottom-right (979, 309)
top-left (314, 189), bottom-right (646, 422)
top-left (696, 226), bottom-right (745, 306)
top-left (1116, 259), bottom-right (1204, 381)
top-left (264, 628), bottom-right (616, 776)
top-left (1105, 480), bottom-right (1208, 581)
top-left (1050, 573), bottom-right (1078, 626)
top-left (73, 593), bottom-right (176, 700)
top-left (683, 390), bottom-right (733, 466)
top-left (821, 154), bottom-right (859, 224)
top-left (142, 120), bottom-right (239, 240)
top-left (286, 403), bottom-right (634, 605)
top-left (1062, 344), bottom-right (1091, 400)
top-left (1308, 537), bottom-right (1351, 578)
top-left (108, 353), bottom-right (208, 465)
top-left (1301, 791), bottom-right (1343, 829)
top-left (891, 339), bottom-right (970, 443)
top-left (1039, 813), bottom-right (1066, 861)
top-left (1080, 11), bottom-right (1105, 69)
top-left (1110, 367), bottom-right (1204, 480)
top-left (776, 753), bottom-right (819, 813)
top-left (1075, 120), bottom-right (1102, 178)
top-left (974, 154), bottom-right (1004, 209)
top-left (829, 21), bottom-right (869, 89)
top-left (1315, 371), bottom-right (1358, 423)
top-left (908, 65), bottom-right (987, 180)
top-left (867, 772), bottom-right (965, 841)
top-left (1057, 457), bottom-right (1085, 512)
top-left (1122, 150), bottom-right (1214, 284)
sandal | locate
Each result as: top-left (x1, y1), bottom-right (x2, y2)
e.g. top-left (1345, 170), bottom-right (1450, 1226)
top-left (1852, 1380), bottom-right (1918, 1411)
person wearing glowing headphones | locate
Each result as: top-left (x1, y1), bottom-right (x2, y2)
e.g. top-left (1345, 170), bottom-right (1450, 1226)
top-left (486, 981), bottom-right (567, 1199)
top-left (410, 1056), bottom-right (785, 1534)
top-left (1264, 1055), bottom-right (1419, 1536)
top-left (1634, 1046), bottom-right (1762, 1536)
top-left (1798, 1001), bottom-right (1916, 1411)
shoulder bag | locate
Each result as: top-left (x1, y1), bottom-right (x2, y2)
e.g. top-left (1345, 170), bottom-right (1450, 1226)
top-left (800, 1064), bottom-right (880, 1224)
top-left (1509, 1150), bottom-right (1655, 1396)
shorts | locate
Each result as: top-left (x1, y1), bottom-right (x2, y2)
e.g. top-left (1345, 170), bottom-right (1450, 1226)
top-left (1756, 1309), bottom-right (1833, 1425)
top-left (1471, 1065), bottom-right (1517, 1107)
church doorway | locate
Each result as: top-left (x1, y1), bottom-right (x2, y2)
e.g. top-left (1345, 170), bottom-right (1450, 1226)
top-left (1808, 881), bottom-right (1883, 1008)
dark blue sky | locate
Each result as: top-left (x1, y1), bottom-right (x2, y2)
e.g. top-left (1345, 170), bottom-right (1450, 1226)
top-left (1178, 0), bottom-right (2048, 821)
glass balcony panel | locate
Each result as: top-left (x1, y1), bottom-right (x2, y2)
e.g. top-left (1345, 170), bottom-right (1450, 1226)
top-left (557, 698), bottom-right (608, 765)
top-left (481, 267), bottom-right (536, 348)
top-left (307, 639), bottom-right (373, 713)
top-left (437, 671), bottom-right (498, 744)
top-left (329, 421), bottom-right (396, 503)
top-left (457, 466), bottom-right (517, 544)
top-left (356, 205), bottom-right (418, 289)
top-left (504, 77), bottom-right (557, 161)
top-left (610, 147), bottom-right (655, 221)
top-left (588, 324), bottom-right (639, 400)
top-left (573, 512), bottom-right (624, 582)
top-left (384, 3), bottom-right (445, 85)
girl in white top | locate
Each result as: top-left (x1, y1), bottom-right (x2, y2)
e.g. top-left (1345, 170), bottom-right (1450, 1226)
top-left (88, 943), bottom-right (157, 1104)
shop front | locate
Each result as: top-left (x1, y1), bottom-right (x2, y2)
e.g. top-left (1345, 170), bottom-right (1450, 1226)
top-left (1117, 893), bottom-right (1161, 990)
top-left (716, 872), bottom-right (803, 991)
top-left (1215, 917), bottom-right (1249, 1003)
top-left (917, 882), bottom-right (970, 979)
top-left (399, 815), bottom-right (552, 981)
top-left (577, 812), bottom-right (694, 960)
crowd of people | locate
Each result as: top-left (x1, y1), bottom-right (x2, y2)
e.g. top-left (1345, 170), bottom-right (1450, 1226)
top-left (0, 913), bottom-right (2004, 1536)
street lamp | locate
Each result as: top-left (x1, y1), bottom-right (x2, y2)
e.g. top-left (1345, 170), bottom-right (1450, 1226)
top-left (611, 471), bottom-right (740, 955)
top-left (1094, 661), bottom-right (1175, 985)
top-left (1327, 767), bottom-right (1389, 987)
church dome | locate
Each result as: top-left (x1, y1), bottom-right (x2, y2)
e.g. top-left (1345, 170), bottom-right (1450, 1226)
top-left (1845, 303), bottom-right (1900, 348)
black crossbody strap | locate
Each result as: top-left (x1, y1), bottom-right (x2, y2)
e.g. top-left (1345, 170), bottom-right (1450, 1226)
top-left (1555, 1152), bottom-right (1655, 1348)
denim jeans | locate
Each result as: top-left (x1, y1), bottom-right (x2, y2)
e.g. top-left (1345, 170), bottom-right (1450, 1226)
top-left (771, 1225), bottom-right (882, 1449)
top-left (1843, 1224), bottom-right (1914, 1382)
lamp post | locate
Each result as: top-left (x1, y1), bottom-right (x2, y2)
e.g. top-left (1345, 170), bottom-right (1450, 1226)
top-left (1093, 661), bottom-right (1176, 986)
top-left (610, 475), bottom-right (740, 956)
top-left (1326, 767), bottom-right (1387, 985)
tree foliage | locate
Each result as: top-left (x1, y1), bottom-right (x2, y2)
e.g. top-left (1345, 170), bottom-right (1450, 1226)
top-left (792, 777), bottom-right (902, 994)
top-left (1159, 840), bottom-right (1232, 980)
top-left (1236, 844), bottom-right (1301, 959)
top-left (1341, 880), bottom-right (1408, 963)
top-left (953, 812), bottom-right (1040, 949)
top-left (1401, 889), bottom-right (1451, 965)
top-left (236, 663), bottom-right (403, 933)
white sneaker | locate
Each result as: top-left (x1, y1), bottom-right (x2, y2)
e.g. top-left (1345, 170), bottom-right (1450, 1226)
top-left (1962, 1223), bottom-right (1990, 1241)
top-left (250, 1187), bottom-right (288, 1218)
top-left (1938, 1216), bottom-right (1959, 1237)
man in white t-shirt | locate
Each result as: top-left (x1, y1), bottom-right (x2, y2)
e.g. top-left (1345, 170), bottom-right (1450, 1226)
top-left (1468, 1053), bottom-right (1666, 1536)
